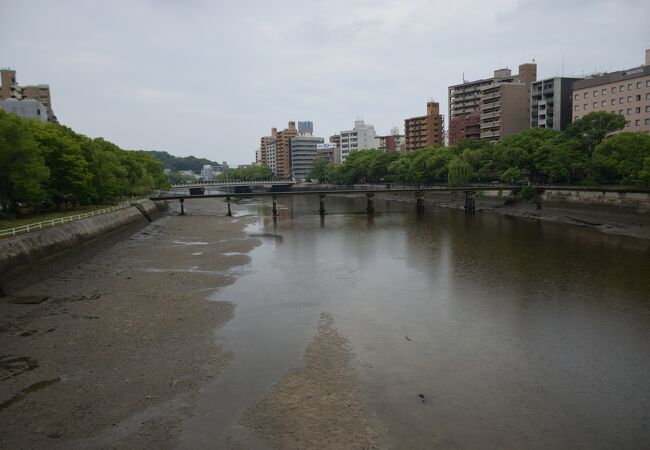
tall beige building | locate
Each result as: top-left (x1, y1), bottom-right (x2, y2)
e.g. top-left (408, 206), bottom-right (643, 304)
top-left (479, 63), bottom-right (536, 141)
top-left (0, 69), bottom-right (58, 123)
top-left (571, 50), bottom-right (650, 135)
top-left (449, 63), bottom-right (536, 144)
top-left (275, 121), bottom-right (298, 179)
top-left (404, 101), bottom-right (444, 151)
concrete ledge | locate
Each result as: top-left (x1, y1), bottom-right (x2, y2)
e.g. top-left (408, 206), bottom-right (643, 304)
top-left (0, 200), bottom-right (159, 275)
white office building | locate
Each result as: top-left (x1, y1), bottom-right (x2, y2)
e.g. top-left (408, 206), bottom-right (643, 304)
top-left (266, 141), bottom-right (278, 175)
top-left (339, 119), bottom-right (376, 162)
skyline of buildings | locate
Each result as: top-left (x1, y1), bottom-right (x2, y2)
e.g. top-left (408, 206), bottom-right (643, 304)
top-left (0, 68), bottom-right (58, 123)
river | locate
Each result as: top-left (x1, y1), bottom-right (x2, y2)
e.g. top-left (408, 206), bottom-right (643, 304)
top-left (183, 195), bottom-right (650, 449)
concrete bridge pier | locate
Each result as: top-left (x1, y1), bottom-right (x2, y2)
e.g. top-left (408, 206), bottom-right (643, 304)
top-left (272, 195), bottom-right (278, 217)
top-left (226, 197), bottom-right (232, 217)
top-left (416, 191), bottom-right (424, 213)
top-left (464, 191), bottom-right (475, 213)
top-left (319, 194), bottom-right (326, 216)
top-left (366, 192), bottom-right (375, 214)
top-left (179, 198), bottom-right (185, 216)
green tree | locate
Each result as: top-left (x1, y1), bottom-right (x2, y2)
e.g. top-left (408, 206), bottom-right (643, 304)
top-left (564, 111), bottom-right (626, 157)
top-left (307, 158), bottom-right (333, 182)
top-left (448, 157), bottom-right (473, 185)
top-left (500, 167), bottom-right (523, 184)
top-left (0, 110), bottom-right (50, 215)
top-left (29, 120), bottom-right (92, 208)
top-left (640, 156), bottom-right (650, 186)
top-left (591, 132), bottom-right (650, 184)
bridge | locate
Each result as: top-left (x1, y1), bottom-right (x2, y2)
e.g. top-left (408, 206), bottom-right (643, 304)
top-left (170, 180), bottom-right (294, 189)
top-left (153, 184), bottom-right (650, 217)
top-left (153, 185), bottom-right (532, 217)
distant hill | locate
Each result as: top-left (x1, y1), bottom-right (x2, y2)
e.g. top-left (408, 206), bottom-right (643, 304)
top-left (145, 150), bottom-right (217, 172)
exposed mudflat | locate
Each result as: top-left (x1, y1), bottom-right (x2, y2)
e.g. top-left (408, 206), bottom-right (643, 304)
top-left (243, 313), bottom-right (382, 450)
top-left (0, 199), bottom-right (258, 449)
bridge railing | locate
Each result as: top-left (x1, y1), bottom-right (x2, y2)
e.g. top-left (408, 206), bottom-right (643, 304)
top-left (0, 199), bottom-right (148, 238)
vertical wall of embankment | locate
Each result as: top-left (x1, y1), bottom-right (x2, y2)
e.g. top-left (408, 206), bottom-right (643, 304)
top-left (0, 200), bottom-right (162, 275)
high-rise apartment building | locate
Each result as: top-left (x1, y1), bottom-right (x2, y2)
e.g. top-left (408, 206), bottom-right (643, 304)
top-left (479, 63), bottom-right (537, 141)
top-left (259, 127), bottom-right (277, 166)
top-left (530, 77), bottom-right (581, 131)
top-left (0, 69), bottom-right (58, 123)
top-left (571, 50), bottom-right (650, 135)
top-left (404, 101), bottom-right (444, 151)
top-left (449, 112), bottom-right (481, 144)
top-left (339, 120), bottom-right (376, 162)
top-left (275, 121), bottom-right (299, 178)
top-left (448, 63), bottom-right (536, 144)
top-left (290, 135), bottom-right (324, 181)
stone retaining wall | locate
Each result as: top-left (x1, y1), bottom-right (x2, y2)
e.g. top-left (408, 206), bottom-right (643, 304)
top-left (0, 200), bottom-right (159, 275)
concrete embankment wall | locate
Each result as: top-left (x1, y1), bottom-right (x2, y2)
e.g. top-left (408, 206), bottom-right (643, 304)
top-left (0, 200), bottom-right (161, 275)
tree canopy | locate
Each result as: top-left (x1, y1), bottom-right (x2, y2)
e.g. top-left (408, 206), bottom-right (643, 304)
top-left (0, 110), bottom-right (169, 217)
top-left (313, 112), bottom-right (648, 187)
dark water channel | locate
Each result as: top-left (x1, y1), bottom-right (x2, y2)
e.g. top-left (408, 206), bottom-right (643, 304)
top-left (183, 195), bottom-right (650, 449)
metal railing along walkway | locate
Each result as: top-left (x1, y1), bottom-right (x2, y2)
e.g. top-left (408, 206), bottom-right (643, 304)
top-left (0, 199), bottom-right (147, 238)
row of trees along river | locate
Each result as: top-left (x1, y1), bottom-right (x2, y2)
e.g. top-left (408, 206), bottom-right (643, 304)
top-left (308, 112), bottom-right (650, 186)
top-left (0, 109), bottom-right (169, 217)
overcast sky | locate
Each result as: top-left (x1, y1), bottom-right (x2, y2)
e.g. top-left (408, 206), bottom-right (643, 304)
top-left (2, 0), bottom-right (649, 165)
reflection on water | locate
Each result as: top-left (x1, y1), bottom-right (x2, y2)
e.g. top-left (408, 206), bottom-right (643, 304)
top-left (184, 195), bottom-right (650, 449)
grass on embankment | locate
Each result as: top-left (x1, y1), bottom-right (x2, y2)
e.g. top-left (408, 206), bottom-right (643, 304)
top-left (0, 204), bottom-right (119, 231)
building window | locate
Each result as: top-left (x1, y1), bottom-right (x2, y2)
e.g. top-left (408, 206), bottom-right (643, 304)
top-left (574, 105), bottom-right (579, 111)
top-left (618, 109), bottom-right (624, 115)
top-left (593, 90), bottom-right (598, 97)
top-left (628, 96), bottom-right (632, 103)
top-left (637, 82), bottom-right (641, 89)
top-left (584, 92), bottom-right (588, 99)
top-left (620, 86), bottom-right (625, 92)
top-left (635, 120), bottom-right (640, 126)
top-left (611, 87), bottom-right (616, 93)
top-left (574, 94), bottom-right (579, 100)
top-left (611, 99), bottom-right (616, 105)
top-left (619, 98), bottom-right (624, 104)
top-left (626, 121), bottom-right (631, 127)
top-left (602, 89), bottom-right (607, 95)
top-left (636, 107), bottom-right (641, 113)
top-left (628, 83), bottom-right (632, 90)
top-left (646, 93), bottom-right (650, 100)
top-left (647, 80), bottom-right (650, 87)
top-left (646, 118), bottom-right (650, 125)
top-left (602, 101), bottom-right (607, 107)
top-left (584, 104), bottom-right (588, 110)
top-left (593, 102), bottom-right (598, 108)
top-left (637, 95), bottom-right (641, 101)
top-left (627, 108), bottom-right (632, 114)
top-left (646, 106), bottom-right (650, 112)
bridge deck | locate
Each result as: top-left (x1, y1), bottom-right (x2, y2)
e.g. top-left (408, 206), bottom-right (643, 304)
top-left (151, 185), bottom-right (650, 201)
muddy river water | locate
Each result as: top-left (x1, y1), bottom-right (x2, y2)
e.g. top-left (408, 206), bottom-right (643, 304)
top-left (182, 195), bottom-right (650, 449)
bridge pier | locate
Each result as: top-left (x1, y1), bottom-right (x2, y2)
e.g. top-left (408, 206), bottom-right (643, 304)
top-left (226, 197), bottom-right (232, 217)
top-left (534, 188), bottom-right (544, 210)
top-left (319, 194), bottom-right (326, 216)
top-left (179, 198), bottom-right (185, 216)
top-left (366, 192), bottom-right (375, 214)
top-left (416, 191), bottom-right (424, 213)
top-left (464, 191), bottom-right (475, 213)
top-left (272, 195), bottom-right (278, 217)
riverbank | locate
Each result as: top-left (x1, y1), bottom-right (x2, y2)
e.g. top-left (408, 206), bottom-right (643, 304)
top-left (377, 190), bottom-right (650, 240)
top-left (0, 199), bottom-right (259, 449)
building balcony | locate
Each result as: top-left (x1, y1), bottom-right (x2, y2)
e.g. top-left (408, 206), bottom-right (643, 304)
top-left (481, 130), bottom-right (501, 139)
top-left (480, 120), bottom-right (500, 129)
top-left (481, 111), bottom-right (501, 120)
top-left (481, 102), bottom-right (500, 111)
top-left (481, 91), bottom-right (501, 101)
